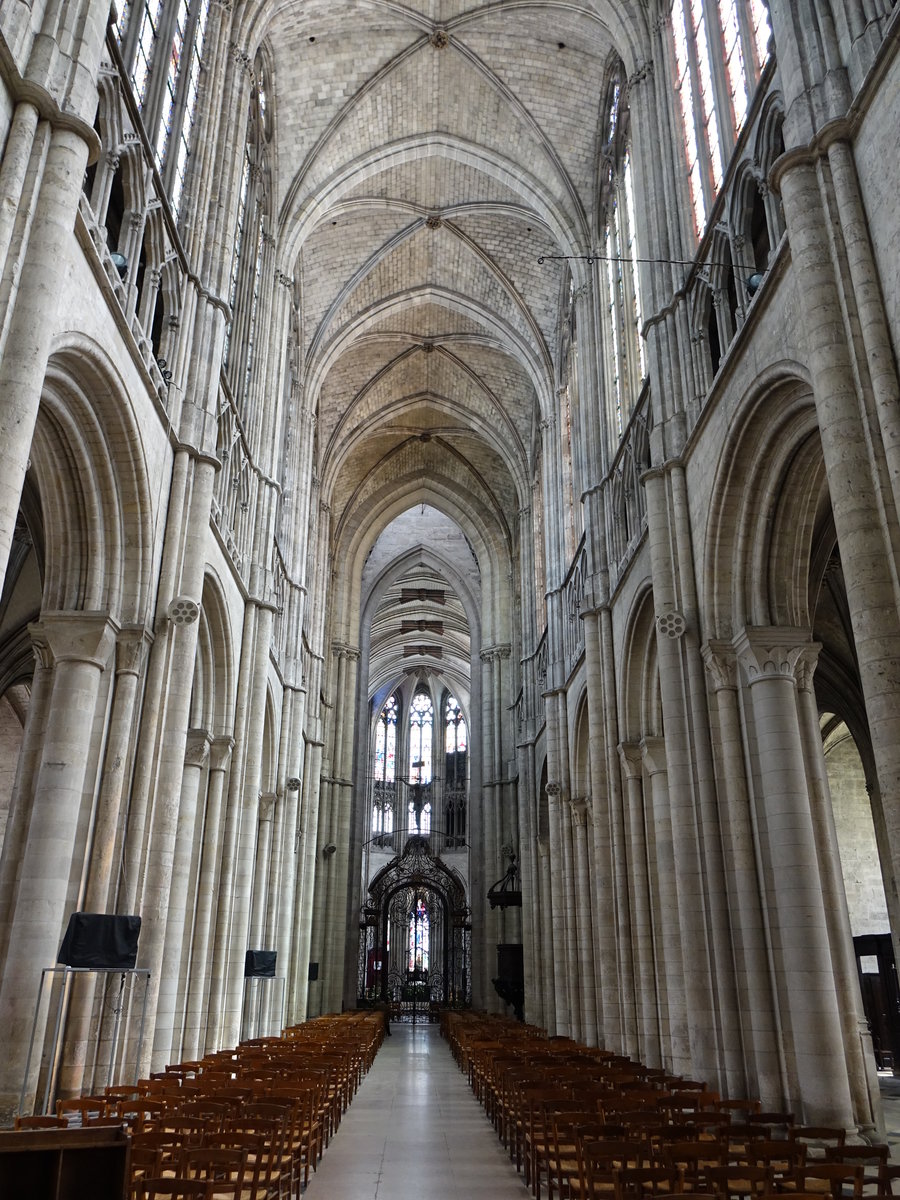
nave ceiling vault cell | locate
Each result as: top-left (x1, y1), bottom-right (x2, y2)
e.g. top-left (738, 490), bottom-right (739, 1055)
top-left (0, 0), bottom-right (899, 1146)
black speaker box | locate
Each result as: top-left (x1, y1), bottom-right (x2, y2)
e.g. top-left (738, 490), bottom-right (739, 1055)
top-left (58, 913), bottom-right (141, 970)
top-left (308, 961), bottom-right (319, 982)
top-left (244, 949), bottom-right (277, 978)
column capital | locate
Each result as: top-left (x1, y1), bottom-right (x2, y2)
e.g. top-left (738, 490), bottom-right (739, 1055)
top-left (115, 625), bottom-right (151, 675)
top-left (640, 736), bottom-right (667, 776)
top-left (701, 640), bottom-right (738, 691)
top-left (617, 741), bottom-right (643, 780)
top-left (480, 643), bottom-right (511, 663)
top-left (209, 736), bottom-right (235, 772)
top-left (733, 627), bottom-right (819, 685)
top-left (569, 796), bottom-right (590, 825)
top-left (184, 729), bottom-right (212, 769)
top-left (258, 791), bottom-right (278, 821)
top-left (29, 612), bottom-right (117, 668)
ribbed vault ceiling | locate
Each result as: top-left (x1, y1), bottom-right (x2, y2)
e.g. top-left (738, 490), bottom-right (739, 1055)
top-left (249, 0), bottom-right (639, 662)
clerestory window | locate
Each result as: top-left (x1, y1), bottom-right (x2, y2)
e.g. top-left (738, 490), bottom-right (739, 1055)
top-left (670, 0), bottom-right (772, 237)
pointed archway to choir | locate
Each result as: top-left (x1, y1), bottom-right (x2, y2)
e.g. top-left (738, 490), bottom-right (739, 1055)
top-left (359, 835), bottom-right (471, 1016)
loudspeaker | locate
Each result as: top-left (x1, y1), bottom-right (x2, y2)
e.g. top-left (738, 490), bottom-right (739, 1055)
top-left (58, 913), bottom-right (141, 970)
top-left (308, 962), bottom-right (319, 982)
top-left (244, 949), bottom-right (277, 978)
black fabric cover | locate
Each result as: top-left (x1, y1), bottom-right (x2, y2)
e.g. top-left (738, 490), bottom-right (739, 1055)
top-left (58, 913), bottom-right (141, 969)
top-left (245, 949), bottom-right (277, 978)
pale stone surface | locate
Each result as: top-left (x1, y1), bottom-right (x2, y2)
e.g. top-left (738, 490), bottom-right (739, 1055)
top-left (0, 0), bottom-right (897, 1139)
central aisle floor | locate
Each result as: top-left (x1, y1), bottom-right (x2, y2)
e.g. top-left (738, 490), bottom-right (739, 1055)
top-left (304, 1023), bottom-right (526, 1200)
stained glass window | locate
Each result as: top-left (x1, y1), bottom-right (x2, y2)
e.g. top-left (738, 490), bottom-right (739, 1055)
top-left (671, 0), bottom-right (772, 238)
top-left (131, 0), bottom-right (164, 107)
top-left (601, 73), bottom-right (645, 445)
top-left (374, 694), bottom-right (398, 784)
top-left (408, 895), bottom-right (429, 974)
top-left (409, 691), bottom-right (433, 784)
top-left (169, 0), bottom-right (211, 217)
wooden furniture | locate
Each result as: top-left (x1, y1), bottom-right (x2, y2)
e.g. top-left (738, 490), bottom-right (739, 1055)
top-left (0, 1124), bottom-right (130, 1200)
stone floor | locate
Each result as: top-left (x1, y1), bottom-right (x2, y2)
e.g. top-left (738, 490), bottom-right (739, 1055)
top-left (303, 1023), bottom-right (524, 1200)
top-left (304, 1025), bottom-right (900, 1198)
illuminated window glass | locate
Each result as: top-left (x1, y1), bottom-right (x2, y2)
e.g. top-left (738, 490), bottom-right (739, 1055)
top-left (374, 694), bottom-right (398, 784)
top-left (131, 0), bottom-right (164, 106)
top-left (409, 691), bottom-right (433, 785)
top-left (169, 0), bottom-right (211, 217)
top-left (408, 896), bottom-right (430, 974)
top-left (601, 72), bottom-right (645, 445)
top-left (671, 0), bottom-right (772, 238)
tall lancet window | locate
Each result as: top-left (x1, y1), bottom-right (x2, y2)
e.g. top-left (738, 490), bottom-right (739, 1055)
top-left (408, 690), bottom-right (433, 834)
top-left (670, 0), bottom-right (772, 236)
top-left (116, 0), bottom-right (211, 218)
top-left (224, 61), bottom-right (271, 411)
top-left (372, 693), bottom-right (398, 839)
top-left (600, 68), bottom-right (645, 445)
top-left (408, 894), bottom-right (430, 975)
top-left (444, 694), bottom-right (468, 846)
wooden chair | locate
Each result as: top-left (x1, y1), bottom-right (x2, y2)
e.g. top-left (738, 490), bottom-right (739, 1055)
top-left (823, 1147), bottom-right (890, 1197)
top-left (778, 1163), bottom-right (865, 1200)
top-left (13, 1115), bottom-right (69, 1129)
top-left (703, 1163), bottom-right (773, 1199)
top-left (614, 1165), bottom-right (679, 1200)
top-left (136, 1181), bottom-right (215, 1200)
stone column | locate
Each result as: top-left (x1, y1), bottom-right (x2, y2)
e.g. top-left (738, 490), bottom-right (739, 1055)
top-left (582, 606), bottom-right (622, 1049)
top-left (57, 628), bottom-right (151, 1097)
top-left (182, 735), bottom-right (233, 1061)
top-left (0, 629), bottom-right (55, 969)
top-left (544, 778), bottom-right (570, 1035)
top-left (560, 800), bottom-right (580, 1041)
top-left (794, 651), bottom-right (881, 1134)
top-left (153, 729), bottom-right (210, 1066)
top-left (619, 743), bottom-right (659, 1065)
top-left (537, 837), bottom-right (555, 1029)
top-left (702, 642), bottom-right (788, 1101)
top-left (0, 612), bottom-right (115, 1117)
top-left (734, 627), bottom-right (854, 1125)
top-left (570, 798), bottom-right (598, 1045)
top-left (0, 126), bottom-right (92, 587)
top-left (640, 736), bottom-right (689, 1075)
top-left (243, 791), bottom-right (277, 1039)
top-left (774, 149), bottom-right (900, 976)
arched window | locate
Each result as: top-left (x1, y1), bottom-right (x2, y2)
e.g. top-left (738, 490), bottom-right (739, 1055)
top-left (225, 65), bottom-right (271, 407)
top-left (600, 70), bottom-right (645, 444)
top-left (115, 0), bottom-right (212, 219)
top-left (444, 694), bottom-right (468, 846)
top-left (670, 0), bottom-right (772, 237)
top-left (408, 689), bottom-right (433, 834)
top-left (408, 894), bottom-right (430, 976)
top-left (372, 693), bottom-right (398, 839)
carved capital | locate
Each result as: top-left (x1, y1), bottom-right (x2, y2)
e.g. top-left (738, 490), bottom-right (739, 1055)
top-left (116, 626), bottom-right (149, 675)
top-left (209, 736), bottom-right (235, 772)
top-left (258, 791), bottom-right (278, 821)
top-left (733, 627), bottom-right (819, 685)
top-left (30, 612), bottom-right (117, 669)
top-left (617, 741), bottom-right (643, 780)
top-left (701, 640), bottom-right (738, 691)
top-left (184, 728), bottom-right (212, 769)
top-left (569, 796), bottom-right (590, 825)
top-left (640, 736), bottom-right (667, 777)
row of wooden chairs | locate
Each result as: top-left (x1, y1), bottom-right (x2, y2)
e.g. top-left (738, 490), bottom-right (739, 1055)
top-left (441, 1011), bottom-right (897, 1200)
top-left (15, 1011), bottom-right (385, 1200)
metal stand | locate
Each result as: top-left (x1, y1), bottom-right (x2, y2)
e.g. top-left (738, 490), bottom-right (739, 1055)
top-left (19, 966), bottom-right (151, 1116)
top-left (241, 975), bottom-right (286, 1040)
